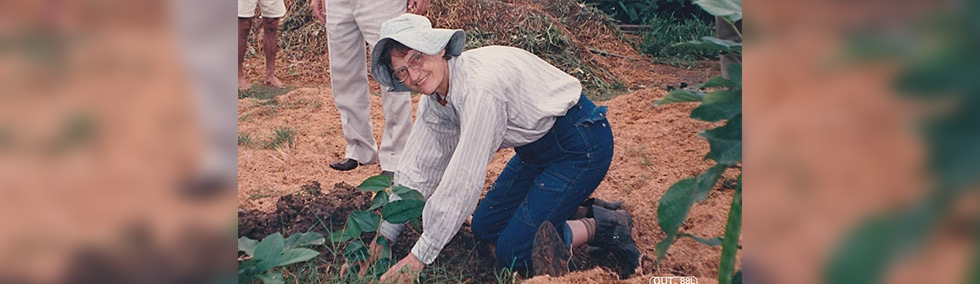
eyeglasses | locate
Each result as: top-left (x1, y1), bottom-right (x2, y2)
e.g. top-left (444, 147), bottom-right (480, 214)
top-left (392, 51), bottom-right (424, 83)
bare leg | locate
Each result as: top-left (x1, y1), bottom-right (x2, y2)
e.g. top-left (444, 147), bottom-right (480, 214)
top-left (262, 17), bottom-right (284, 88)
top-left (566, 219), bottom-right (595, 248)
top-left (238, 17), bottom-right (252, 90)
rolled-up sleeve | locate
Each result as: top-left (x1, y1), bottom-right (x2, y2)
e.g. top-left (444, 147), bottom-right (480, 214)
top-left (410, 92), bottom-right (506, 264)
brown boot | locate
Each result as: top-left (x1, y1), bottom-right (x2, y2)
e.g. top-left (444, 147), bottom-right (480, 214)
top-left (532, 221), bottom-right (570, 277)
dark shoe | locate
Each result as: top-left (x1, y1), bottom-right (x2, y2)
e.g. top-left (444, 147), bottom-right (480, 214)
top-left (589, 206), bottom-right (640, 279)
top-left (572, 197), bottom-right (625, 219)
top-left (532, 221), bottom-right (570, 277)
top-left (329, 158), bottom-right (361, 171)
top-left (380, 170), bottom-right (394, 179)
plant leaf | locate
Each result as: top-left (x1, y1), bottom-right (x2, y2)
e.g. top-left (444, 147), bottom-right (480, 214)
top-left (693, 0), bottom-right (742, 22)
top-left (344, 214), bottom-right (364, 236)
top-left (655, 89), bottom-right (705, 106)
top-left (409, 218), bottom-right (422, 231)
top-left (674, 36), bottom-right (742, 54)
top-left (679, 233), bottom-right (723, 247)
top-left (392, 185), bottom-right (425, 201)
top-left (719, 177), bottom-right (742, 284)
top-left (239, 236), bottom-right (258, 256)
top-left (283, 232), bottom-right (325, 249)
top-left (368, 191), bottom-right (390, 211)
top-left (344, 240), bottom-right (370, 262)
top-left (253, 233), bottom-right (284, 262)
top-left (264, 248), bottom-right (319, 268)
top-left (655, 178), bottom-right (697, 260)
top-left (695, 164), bottom-right (727, 201)
top-left (350, 211), bottom-right (381, 233)
top-left (256, 271), bottom-right (284, 284)
top-left (691, 90), bottom-right (741, 122)
top-left (328, 229), bottom-right (357, 243)
top-left (700, 115), bottom-right (742, 166)
top-left (358, 175), bottom-right (393, 192)
top-left (382, 199), bottom-right (425, 224)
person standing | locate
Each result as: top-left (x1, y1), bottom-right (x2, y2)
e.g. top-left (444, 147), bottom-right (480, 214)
top-left (310, 0), bottom-right (431, 174)
top-left (238, 0), bottom-right (286, 89)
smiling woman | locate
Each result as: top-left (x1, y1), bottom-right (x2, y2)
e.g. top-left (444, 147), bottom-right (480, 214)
top-left (383, 45), bottom-right (450, 105)
top-left (365, 13), bottom-right (641, 282)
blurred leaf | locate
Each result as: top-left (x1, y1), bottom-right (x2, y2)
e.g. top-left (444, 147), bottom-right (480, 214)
top-left (824, 215), bottom-right (897, 284)
top-left (239, 236), bottom-right (258, 256)
top-left (675, 36), bottom-right (742, 54)
top-left (382, 200), bottom-right (425, 224)
top-left (255, 271), bottom-right (284, 284)
top-left (655, 89), bottom-right (706, 106)
top-left (695, 164), bottom-right (726, 201)
top-left (283, 232), bottom-right (325, 249)
top-left (700, 115), bottom-right (742, 166)
top-left (727, 63), bottom-right (742, 87)
top-left (693, 0), bottom-right (741, 21)
top-left (368, 191), bottom-right (389, 211)
top-left (238, 258), bottom-right (261, 278)
top-left (392, 185), bottom-right (425, 201)
top-left (656, 178), bottom-right (697, 260)
top-left (678, 233), bottom-right (722, 246)
top-left (345, 240), bottom-right (370, 262)
top-left (351, 211), bottom-right (381, 233)
top-left (691, 90), bottom-right (741, 122)
top-left (359, 175), bottom-right (393, 192)
top-left (702, 75), bottom-right (734, 88)
top-left (719, 177), bottom-right (742, 284)
top-left (732, 270), bottom-right (742, 284)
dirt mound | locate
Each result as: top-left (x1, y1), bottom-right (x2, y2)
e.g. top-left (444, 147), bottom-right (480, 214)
top-left (245, 0), bottom-right (662, 99)
top-left (238, 181), bottom-right (371, 239)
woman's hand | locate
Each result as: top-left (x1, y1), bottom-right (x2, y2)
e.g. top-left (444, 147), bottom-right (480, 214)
top-left (406, 0), bottom-right (431, 15)
top-left (379, 253), bottom-right (425, 283)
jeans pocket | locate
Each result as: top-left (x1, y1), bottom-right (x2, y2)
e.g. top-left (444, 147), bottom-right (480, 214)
top-left (552, 127), bottom-right (589, 155)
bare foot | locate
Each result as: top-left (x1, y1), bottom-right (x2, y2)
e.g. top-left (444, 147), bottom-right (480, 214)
top-left (265, 75), bottom-right (285, 88)
top-left (238, 76), bottom-right (251, 90)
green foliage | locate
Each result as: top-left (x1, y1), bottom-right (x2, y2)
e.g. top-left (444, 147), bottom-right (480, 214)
top-left (584, 0), bottom-right (711, 25)
top-left (653, 1), bottom-right (741, 283)
top-left (642, 14), bottom-right (717, 64)
top-left (825, 7), bottom-right (980, 284)
top-left (328, 174), bottom-right (426, 282)
top-left (238, 232), bottom-right (324, 284)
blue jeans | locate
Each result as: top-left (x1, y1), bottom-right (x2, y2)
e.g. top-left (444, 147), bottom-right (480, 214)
top-left (470, 94), bottom-right (614, 271)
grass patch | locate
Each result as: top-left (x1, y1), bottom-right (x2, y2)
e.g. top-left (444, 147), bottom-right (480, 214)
top-left (238, 133), bottom-right (253, 147)
top-left (239, 85), bottom-right (296, 100)
top-left (641, 14), bottom-right (717, 65)
top-left (262, 126), bottom-right (295, 150)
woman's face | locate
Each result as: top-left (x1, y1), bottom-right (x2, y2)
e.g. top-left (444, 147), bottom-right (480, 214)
top-left (390, 48), bottom-right (449, 96)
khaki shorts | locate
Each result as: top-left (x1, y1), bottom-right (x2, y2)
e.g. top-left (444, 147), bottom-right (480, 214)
top-left (238, 0), bottom-right (286, 18)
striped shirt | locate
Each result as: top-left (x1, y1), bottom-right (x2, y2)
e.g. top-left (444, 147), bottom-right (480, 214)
top-left (378, 46), bottom-right (583, 264)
